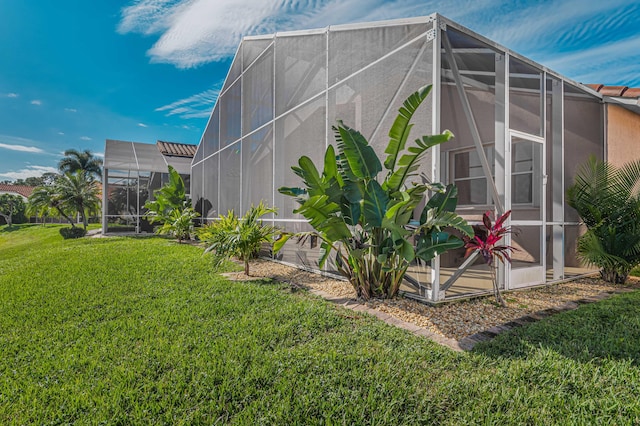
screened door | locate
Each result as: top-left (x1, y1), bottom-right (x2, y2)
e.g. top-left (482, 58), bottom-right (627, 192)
top-left (509, 131), bottom-right (546, 288)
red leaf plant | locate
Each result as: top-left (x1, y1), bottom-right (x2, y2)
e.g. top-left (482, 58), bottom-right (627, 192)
top-left (463, 210), bottom-right (516, 307)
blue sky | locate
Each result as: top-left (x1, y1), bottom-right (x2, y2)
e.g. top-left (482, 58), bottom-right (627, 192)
top-left (1, 0), bottom-right (639, 181)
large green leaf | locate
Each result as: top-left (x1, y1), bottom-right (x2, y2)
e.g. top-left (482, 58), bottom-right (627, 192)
top-left (340, 196), bottom-right (361, 226)
top-left (384, 193), bottom-right (415, 228)
top-left (419, 209), bottom-right (473, 238)
top-left (384, 85), bottom-right (432, 172)
top-left (382, 216), bottom-right (411, 241)
top-left (294, 195), bottom-right (338, 227)
top-left (324, 177), bottom-right (344, 205)
top-left (318, 241), bottom-right (333, 268)
top-left (363, 180), bottom-right (389, 228)
top-left (334, 122), bottom-right (381, 180)
top-left (415, 233), bottom-right (464, 262)
top-left (384, 131), bottom-right (452, 193)
top-left (278, 186), bottom-right (307, 199)
top-left (395, 237), bottom-right (416, 262)
top-left (291, 156), bottom-right (324, 196)
top-left (422, 183), bottom-right (459, 222)
top-left (323, 145), bottom-right (339, 181)
top-left (342, 177), bottom-right (364, 204)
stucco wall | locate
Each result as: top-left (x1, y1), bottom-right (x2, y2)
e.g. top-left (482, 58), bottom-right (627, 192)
top-left (607, 104), bottom-right (640, 167)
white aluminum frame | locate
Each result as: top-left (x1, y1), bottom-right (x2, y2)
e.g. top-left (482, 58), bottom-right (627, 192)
top-left (190, 13), bottom-right (607, 302)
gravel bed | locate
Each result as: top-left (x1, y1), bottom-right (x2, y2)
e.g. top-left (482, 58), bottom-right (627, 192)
top-left (226, 259), bottom-right (640, 341)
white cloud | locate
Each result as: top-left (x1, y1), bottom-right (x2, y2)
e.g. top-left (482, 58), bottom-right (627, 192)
top-left (6, 93), bottom-right (19, 98)
top-left (94, 152), bottom-right (105, 158)
top-left (64, 108), bottom-right (78, 113)
top-left (0, 135), bottom-right (45, 153)
top-left (58, 132), bottom-right (65, 135)
top-left (138, 122), bottom-right (148, 127)
top-left (117, 0), bottom-right (640, 87)
top-left (80, 136), bottom-right (92, 141)
top-left (544, 36), bottom-right (640, 72)
top-left (117, 0), bottom-right (507, 68)
top-left (0, 165), bottom-right (59, 181)
top-left (31, 99), bottom-right (42, 106)
top-left (0, 143), bottom-right (44, 153)
top-left (156, 82), bottom-right (221, 119)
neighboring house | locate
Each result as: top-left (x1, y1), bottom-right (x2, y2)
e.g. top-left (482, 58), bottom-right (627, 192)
top-left (586, 84), bottom-right (640, 168)
top-left (102, 139), bottom-right (196, 234)
top-left (190, 13), bottom-right (640, 302)
top-left (0, 184), bottom-right (35, 200)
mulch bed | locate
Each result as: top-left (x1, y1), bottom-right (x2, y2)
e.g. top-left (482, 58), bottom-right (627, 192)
top-left (223, 259), bottom-right (640, 343)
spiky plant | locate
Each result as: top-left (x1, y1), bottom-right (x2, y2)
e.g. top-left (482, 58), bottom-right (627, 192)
top-left (463, 210), bottom-right (515, 307)
top-left (203, 202), bottom-right (279, 276)
top-left (567, 156), bottom-right (640, 283)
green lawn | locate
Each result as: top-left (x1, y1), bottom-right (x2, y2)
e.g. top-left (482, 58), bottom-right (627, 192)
top-left (1, 224), bottom-right (639, 424)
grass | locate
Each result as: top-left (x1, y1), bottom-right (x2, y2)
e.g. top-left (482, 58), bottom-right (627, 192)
top-left (1, 224), bottom-right (640, 424)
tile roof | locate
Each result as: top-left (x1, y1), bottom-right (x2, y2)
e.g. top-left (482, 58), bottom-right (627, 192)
top-left (0, 184), bottom-right (35, 198)
top-left (587, 84), bottom-right (640, 99)
top-left (156, 140), bottom-right (197, 158)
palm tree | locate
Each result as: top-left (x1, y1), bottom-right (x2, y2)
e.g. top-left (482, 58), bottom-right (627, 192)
top-left (55, 171), bottom-right (101, 230)
top-left (567, 156), bottom-right (640, 283)
top-left (27, 186), bottom-right (68, 225)
top-left (58, 149), bottom-right (103, 180)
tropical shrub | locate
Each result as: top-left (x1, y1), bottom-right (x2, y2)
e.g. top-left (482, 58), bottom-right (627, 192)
top-left (59, 227), bottom-right (87, 239)
top-left (276, 85), bottom-right (472, 300)
top-left (0, 194), bottom-right (27, 227)
top-left (156, 206), bottom-right (199, 243)
top-left (463, 210), bottom-right (515, 307)
top-left (567, 156), bottom-right (640, 283)
top-left (202, 202), bottom-right (279, 276)
top-left (143, 165), bottom-right (199, 242)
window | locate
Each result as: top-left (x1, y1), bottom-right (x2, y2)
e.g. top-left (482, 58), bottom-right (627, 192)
top-left (451, 146), bottom-right (494, 206)
top-left (511, 139), bottom-right (542, 206)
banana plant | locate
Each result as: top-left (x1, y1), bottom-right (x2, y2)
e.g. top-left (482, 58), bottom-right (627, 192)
top-left (276, 85), bottom-right (473, 299)
top-left (144, 165), bottom-right (199, 241)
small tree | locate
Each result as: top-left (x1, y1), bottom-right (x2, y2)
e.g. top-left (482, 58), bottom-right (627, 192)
top-left (0, 194), bottom-right (27, 228)
top-left (27, 185), bottom-right (65, 226)
top-left (202, 202), bottom-right (279, 276)
top-left (27, 186), bottom-right (68, 226)
top-left (143, 165), bottom-right (199, 241)
top-left (55, 171), bottom-right (101, 230)
top-left (276, 85), bottom-right (472, 299)
top-left (463, 210), bottom-right (515, 307)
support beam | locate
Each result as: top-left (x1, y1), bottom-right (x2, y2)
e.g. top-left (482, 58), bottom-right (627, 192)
top-left (102, 168), bottom-right (108, 233)
top-left (440, 250), bottom-right (480, 291)
top-left (442, 31), bottom-right (504, 214)
top-left (369, 39), bottom-right (429, 143)
top-left (552, 78), bottom-right (564, 280)
top-left (494, 52), bottom-right (507, 291)
top-left (430, 20), bottom-right (442, 302)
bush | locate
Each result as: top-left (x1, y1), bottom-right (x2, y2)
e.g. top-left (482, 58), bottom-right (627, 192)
top-left (201, 202), bottom-right (279, 276)
top-left (59, 227), bottom-right (87, 239)
top-left (567, 156), bottom-right (640, 283)
top-left (276, 85), bottom-right (472, 299)
top-left (143, 165), bottom-right (199, 242)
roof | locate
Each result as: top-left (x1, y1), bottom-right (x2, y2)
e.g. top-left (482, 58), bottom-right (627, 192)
top-left (156, 141), bottom-right (197, 158)
top-left (587, 84), bottom-right (640, 99)
top-left (104, 139), bottom-right (193, 174)
top-left (0, 184), bottom-right (35, 198)
top-left (587, 84), bottom-right (640, 115)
